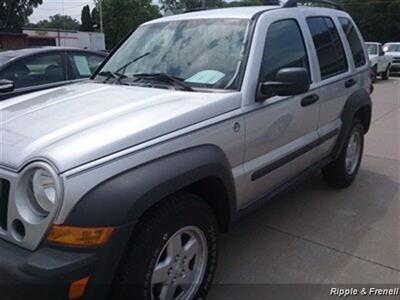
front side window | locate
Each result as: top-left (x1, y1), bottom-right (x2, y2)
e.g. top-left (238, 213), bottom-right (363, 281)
top-left (96, 19), bottom-right (250, 90)
top-left (0, 53), bottom-right (65, 89)
top-left (260, 19), bottom-right (310, 83)
top-left (339, 17), bottom-right (366, 68)
top-left (307, 17), bottom-right (348, 79)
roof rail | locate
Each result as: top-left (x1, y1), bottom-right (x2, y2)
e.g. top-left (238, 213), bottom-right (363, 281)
top-left (283, 0), bottom-right (344, 11)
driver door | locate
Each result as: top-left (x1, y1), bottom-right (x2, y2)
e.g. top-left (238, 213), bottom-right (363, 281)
top-left (240, 16), bottom-right (320, 207)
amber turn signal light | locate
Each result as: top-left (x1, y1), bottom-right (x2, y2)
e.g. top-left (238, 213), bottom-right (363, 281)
top-left (46, 225), bottom-right (114, 247)
top-left (69, 276), bottom-right (90, 299)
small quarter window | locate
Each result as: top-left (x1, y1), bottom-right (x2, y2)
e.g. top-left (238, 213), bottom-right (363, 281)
top-left (339, 17), bottom-right (366, 68)
top-left (307, 17), bottom-right (348, 79)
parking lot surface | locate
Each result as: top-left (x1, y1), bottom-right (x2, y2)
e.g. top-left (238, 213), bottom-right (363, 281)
top-left (210, 77), bottom-right (399, 299)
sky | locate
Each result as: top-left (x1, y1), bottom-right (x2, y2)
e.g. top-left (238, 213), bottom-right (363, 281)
top-left (29, 0), bottom-right (160, 23)
top-left (30, 0), bottom-right (95, 23)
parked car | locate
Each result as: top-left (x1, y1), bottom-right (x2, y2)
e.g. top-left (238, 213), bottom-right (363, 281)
top-left (366, 42), bottom-right (392, 81)
top-left (0, 1), bottom-right (372, 300)
top-left (384, 42), bottom-right (400, 73)
top-left (0, 47), bottom-right (106, 100)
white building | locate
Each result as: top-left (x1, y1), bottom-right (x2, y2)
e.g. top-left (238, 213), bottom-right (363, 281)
top-left (22, 28), bottom-right (106, 51)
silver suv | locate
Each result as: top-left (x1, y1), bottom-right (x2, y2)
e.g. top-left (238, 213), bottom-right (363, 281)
top-left (0, 1), bottom-right (372, 300)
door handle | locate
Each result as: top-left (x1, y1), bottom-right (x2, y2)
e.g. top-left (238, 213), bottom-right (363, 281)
top-left (345, 78), bottom-right (357, 88)
top-left (301, 94), bottom-right (319, 107)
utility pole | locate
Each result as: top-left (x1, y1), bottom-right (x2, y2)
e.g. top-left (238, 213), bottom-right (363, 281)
top-left (99, 0), bottom-right (104, 33)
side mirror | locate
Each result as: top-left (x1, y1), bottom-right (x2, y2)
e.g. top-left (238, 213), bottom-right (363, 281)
top-left (258, 68), bottom-right (310, 100)
top-left (379, 50), bottom-right (385, 56)
top-left (0, 79), bottom-right (14, 93)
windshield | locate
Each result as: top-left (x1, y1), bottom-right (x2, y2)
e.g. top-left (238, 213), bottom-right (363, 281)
top-left (96, 19), bottom-right (250, 90)
top-left (0, 53), bottom-right (16, 67)
top-left (366, 44), bottom-right (378, 55)
top-left (384, 43), bottom-right (400, 52)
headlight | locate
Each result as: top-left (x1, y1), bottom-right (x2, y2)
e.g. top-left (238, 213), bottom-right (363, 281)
top-left (31, 169), bottom-right (57, 216)
top-left (15, 162), bottom-right (62, 221)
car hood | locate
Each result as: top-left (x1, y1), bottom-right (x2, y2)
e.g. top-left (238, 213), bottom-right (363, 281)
top-left (0, 82), bottom-right (241, 172)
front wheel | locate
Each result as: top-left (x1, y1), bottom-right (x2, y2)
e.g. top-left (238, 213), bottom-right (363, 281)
top-left (111, 193), bottom-right (218, 300)
top-left (322, 119), bottom-right (364, 188)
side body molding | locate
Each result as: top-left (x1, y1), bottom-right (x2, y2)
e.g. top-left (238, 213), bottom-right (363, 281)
top-left (332, 88), bottom-right (372, 159)
top-left (65, 146), bottom-right (237, 227)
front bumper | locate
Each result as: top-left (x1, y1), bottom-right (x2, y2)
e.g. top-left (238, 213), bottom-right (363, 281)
top-left (390, 62), bottom-right (400, 72)
top-left (0, 223), bottom-right (135, 300)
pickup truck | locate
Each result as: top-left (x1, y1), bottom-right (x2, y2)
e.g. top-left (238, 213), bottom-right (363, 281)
top-left (384, 42), bottom-right (400, 73)
top-left (366, 42), bottom-right (392, 81)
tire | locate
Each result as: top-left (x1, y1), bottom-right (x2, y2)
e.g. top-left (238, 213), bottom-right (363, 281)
top-left (322, 119), bottom-right (364, 188)
top-left (381, 65), bottom-right (390, 80)
top-left (371, 66), bottom-right (378, 83)
top-left (111, 192), bottom-right (218, 300)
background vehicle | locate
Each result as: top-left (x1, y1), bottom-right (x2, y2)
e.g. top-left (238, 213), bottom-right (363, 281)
top-left (0, 47), bottom-right (106, 100)
top-left (384, 42), bottom-right (400, 73)
top-left (0, 2), bottom-right (372, 300)
top-left (366, 42), bottom-right (392, 81)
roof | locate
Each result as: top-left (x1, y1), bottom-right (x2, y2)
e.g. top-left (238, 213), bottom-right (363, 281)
top-left (146, 6), bottom-right (279, 24)
top-left (145, 4), bottom-right (349, 25)
top-left (0, 47), bottom-right (106, 66)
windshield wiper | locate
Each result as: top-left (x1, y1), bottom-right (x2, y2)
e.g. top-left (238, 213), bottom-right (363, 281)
top-left (131, 73), bottom-right (195, 91)
top-left (116, 52), bottom-right (151, 74)
top-left (97, 70), bottom-right (127, 83)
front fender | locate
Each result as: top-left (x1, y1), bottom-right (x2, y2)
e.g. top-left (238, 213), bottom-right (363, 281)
top-left (64, 145), bottom-right (236, 227)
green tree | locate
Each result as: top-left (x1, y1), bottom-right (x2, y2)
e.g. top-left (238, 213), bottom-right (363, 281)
top-left (161, 0), bottom-right (223, 12)
top-left (221, 0), bottom-right (264, 8)
top-left (99, 0), bottom-right (161, 49)
top-left (81, 5), bottom-right (94, 31)
top-left (339, 0), bottom-right (400, 43)
top-left (33, 14), bottom-right (81, 30)
top-left (91, 7), bottom-right (99, 31)
top-left (0, 0), bottom-right (43, 30)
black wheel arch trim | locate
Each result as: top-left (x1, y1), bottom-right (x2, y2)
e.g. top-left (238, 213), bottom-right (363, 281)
top-left (65, 145), bottom-right (237, 228)
top-left (332, 88), bottom-right (372, 159)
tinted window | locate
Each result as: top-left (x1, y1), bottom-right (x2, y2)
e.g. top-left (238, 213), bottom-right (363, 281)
top-left (307, 17), bottom-right (348, 79)
top-left (260, 19), bottom-right (310, 82)
top-left (339, 17), bottom-right (366, 67)
top-left (68, 53), bottom-right (104, 79)
top-left (0, 53), bottom-right (65, 89)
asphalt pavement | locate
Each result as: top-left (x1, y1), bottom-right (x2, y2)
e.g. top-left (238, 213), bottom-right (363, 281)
top-left (209, 76), bottom-right (400, 299)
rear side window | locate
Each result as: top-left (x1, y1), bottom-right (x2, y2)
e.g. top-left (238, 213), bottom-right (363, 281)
top-left (307, 17), bottom-right (348, 79)
top-left (260, 19), bottom-right (310, 82)
top-left (339, 17), bottom-right (366, 68)
top-left (68, 53), bottom-right (104, 79)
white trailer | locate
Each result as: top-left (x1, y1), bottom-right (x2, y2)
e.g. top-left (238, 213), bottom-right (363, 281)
top-left (22, 28), bottom-right (106, 51)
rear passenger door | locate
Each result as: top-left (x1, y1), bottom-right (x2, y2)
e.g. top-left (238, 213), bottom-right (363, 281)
top-left (305, 16), bottom-right (355, 161)
top-left (241, 16), bottom-right (320, 207)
